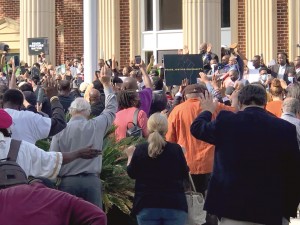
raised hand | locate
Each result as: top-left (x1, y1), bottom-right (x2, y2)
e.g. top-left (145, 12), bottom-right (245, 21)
top-left (200, 90), bottom-right (217, 114)
top-left (43, 77), bottom-right (58, 99)
top-left (179, 78), bottom-right (189, 93)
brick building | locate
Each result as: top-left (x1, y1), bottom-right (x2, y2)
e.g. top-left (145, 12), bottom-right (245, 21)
top-left (0, 0), bottom-right (299, 71)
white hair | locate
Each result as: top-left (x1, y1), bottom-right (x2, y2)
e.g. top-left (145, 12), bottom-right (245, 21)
top-left (282, 97), bottom-right (300, 115)
top-left (69, 97), bottom-right (91, 117)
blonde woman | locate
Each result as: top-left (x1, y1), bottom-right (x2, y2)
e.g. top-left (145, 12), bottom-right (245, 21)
top-left (126, 113), bottom-right (189, 225)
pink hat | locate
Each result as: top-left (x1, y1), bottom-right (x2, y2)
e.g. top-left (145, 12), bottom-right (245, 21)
top-left (0, 109), bottom-right (12, 129)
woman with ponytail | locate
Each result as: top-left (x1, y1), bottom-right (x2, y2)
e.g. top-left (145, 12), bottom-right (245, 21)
top-left (266, 78), bottom-right (284, 117)
top-left (126, 113), bottom-right (189, 225)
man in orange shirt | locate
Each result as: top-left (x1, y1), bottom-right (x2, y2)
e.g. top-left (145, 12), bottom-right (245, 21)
top-left (166, 83), bottom-right (236, 196)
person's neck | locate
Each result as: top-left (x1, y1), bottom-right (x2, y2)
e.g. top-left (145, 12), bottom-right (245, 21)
top-left (3, 103), bottom-right (20, 111)
top-left (279, 63), bottom-right (286, 67)
top-left (240, 105), bottom-right (264, 111)
top-left (271, 96), bottom-right (282, 101)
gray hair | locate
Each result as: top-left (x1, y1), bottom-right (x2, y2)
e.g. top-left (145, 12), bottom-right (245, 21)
top-left (282, 97), bottom-right (300, 115)
top-left (69, 97), bottom-right (91, 117)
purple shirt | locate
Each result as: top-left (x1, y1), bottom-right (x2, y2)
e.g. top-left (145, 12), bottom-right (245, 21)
top-left (139, 88), bottom-right (152, 116)
top-left (0, 183), bottom-right (107, 225)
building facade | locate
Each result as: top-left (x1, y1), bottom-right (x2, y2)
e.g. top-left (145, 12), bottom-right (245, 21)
top-left (0, 0), bottom-right (299, 69)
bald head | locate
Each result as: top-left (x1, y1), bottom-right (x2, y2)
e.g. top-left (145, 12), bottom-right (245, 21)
top-left (89, 88), bottom-right (101, 104)
top-left (222, 55), bottom-right (230, 64)
top-left (122, 77), bottom-right (138, 90)
top-left (199, 43), bottom-right (207, 53)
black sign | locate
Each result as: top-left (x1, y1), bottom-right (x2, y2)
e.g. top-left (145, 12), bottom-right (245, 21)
top-left (28, 38), bottom-right (49, 55)
top-left (164, 54), bottom-right (203, 86)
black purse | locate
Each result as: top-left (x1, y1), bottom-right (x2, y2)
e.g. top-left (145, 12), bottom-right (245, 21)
top-left (126, 109), bottom-right (143, 138)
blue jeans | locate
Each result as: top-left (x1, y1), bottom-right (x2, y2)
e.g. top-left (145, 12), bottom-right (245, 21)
top-left (59, 174), bottom-right (102, 208)
top-left (136, 208), bottom-right (187, 225)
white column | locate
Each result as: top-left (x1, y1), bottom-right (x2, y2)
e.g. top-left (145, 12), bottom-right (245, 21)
top-left (288, 0), bottom-right (300, 60)
top-left (183, 0), bottom-right (221, 57)
top-left (20, 0), bottom-right (55, 66)
top-left (129, 0), bottom-right (141, 60)
top-left (84, 0), bottom-right (98, 84)
top-left (98, 0), bottom-right (120, 63)
top-left (230, 0), bottom-right (238, 44)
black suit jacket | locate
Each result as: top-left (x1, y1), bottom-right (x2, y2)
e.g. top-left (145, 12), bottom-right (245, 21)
top-left (190, 107), bottom-right (300, 225)
top-left (269, 64), bottom-right (295, 84)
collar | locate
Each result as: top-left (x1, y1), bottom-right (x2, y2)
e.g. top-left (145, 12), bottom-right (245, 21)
top-left (282, 112), bottom-right (297, 118)
top-left (279, 64), bottom-right (287, 68)
top-left (242, 106), bottom-right (266, 113)
top-left (69, 115), bottom-right (88, 122)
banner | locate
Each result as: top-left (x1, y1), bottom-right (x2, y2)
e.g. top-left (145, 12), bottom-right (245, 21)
top-left (28, 38), bottom-right (49, 55)
top-left (164, 54), bottom-right (203, 86)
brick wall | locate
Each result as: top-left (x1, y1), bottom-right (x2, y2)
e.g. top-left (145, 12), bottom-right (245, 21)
top-left (61, 0), bottom-right (84, 63)
top-left (120, 0), bottom-right (130, 68)
top-left (237, 0), bottom-right (246, 57)
top-left (0, 0), bottom-right (20, 21)
top-left (277, 0), bottom-right (289, 56)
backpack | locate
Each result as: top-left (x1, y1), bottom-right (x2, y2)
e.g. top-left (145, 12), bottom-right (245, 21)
top-left (0, 139), bottom-right (28, 189)
top-left (126, 109), bottom-right (143, 138)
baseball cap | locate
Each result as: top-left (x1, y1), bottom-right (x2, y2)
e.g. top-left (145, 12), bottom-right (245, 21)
top-left (183, 84), bottom-right (205, 95)
top-left (0, 109), bottom-right (12, 129)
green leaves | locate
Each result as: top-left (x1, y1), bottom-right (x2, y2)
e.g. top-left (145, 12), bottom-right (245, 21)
top-left (101, 130), bottom-right (144, 214)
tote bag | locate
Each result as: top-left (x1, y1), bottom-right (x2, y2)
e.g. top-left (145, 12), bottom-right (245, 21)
top-left (185, 173), bottom-right (206, 225)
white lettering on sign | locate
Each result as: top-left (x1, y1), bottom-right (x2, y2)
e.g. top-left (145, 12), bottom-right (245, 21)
top-left (29, 42), bottom-right (44, 51)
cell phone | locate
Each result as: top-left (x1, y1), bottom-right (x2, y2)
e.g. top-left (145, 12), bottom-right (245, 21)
top-left (260, 53), bottom-right (263, 60)
top-left (37, 88), bottom-right (44, 104)
top-left (135, 55), bottom-right (141, 64)
top-left (105, 59), bottom-right (112, 68)
top-left (13, 56), bottom-right (20, 67)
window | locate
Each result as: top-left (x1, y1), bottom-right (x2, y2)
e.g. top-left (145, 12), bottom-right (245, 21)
top-left (159, 0), bottom-right (182, 30)
top-left (145, 0), bottom-right (153, 31)
top-left (221, 0), bottom-right (230, 28)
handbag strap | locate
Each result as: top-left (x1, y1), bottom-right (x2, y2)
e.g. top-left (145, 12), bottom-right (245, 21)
top-left (133, 109), bottom-right (139, 125)
top-left (188, 173), bottom-right (197, 192)
top-left (7, 139), bottom-right (22, 162)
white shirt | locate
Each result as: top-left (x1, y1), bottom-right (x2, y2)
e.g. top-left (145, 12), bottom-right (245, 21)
top-left (247, 61), bottom-right (260, 83)
top-left (4, 109), bottom-right (51, 144)
top-left (278, 64), bottom-right (286, 80)
top-left (0, 138), bottom-right (62, 179)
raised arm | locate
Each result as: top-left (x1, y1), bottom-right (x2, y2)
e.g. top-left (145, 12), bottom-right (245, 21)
top-left (139, 61), bottom-right (152, 89)
top-left (44, 78), bottom-right (67, 136)
top-left (95, 66), bottom-right (118, 132)
top-left (9, 58), bottom-right (17, 89)
top-left (190, 91), bottom-right (217, 144)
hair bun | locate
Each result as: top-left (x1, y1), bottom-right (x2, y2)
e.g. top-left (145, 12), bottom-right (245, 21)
top-left (271, 78), bottom-right (282, 88)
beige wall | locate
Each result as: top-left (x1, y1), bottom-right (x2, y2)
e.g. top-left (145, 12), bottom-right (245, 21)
top-left (0, 18), bottom-right (20, 54)
top-left (288, 0), bottom-right (300, 60)
top-left (182, 0), bottom-right (221, 57)
top-left (98, 0), bottom-right (120, 62)
top-left (245, 0), bottom-right (277, 63)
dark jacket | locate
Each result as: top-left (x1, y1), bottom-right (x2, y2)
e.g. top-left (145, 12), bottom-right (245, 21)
top-left (190, 107), bottom-right (300, 225)
top-left (149, 90), bottom-right (168, 116)
top-left (49, 98), bottom-right (67, 136)
top-left (127, 142), bottom-right (189, 215)
top-left (268, 64), bottom-right (295, 84)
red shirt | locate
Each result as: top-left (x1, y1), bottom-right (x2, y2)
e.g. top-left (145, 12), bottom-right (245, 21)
top-left (0, 183), bottom-right (107, 225)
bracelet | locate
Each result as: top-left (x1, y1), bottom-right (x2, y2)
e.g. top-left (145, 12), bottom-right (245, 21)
top-left (50, 96), bottom-right (59, 102)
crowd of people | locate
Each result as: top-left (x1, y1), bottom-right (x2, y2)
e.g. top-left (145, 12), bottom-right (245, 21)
top-left (0, 42), bottom-right (300, 225)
